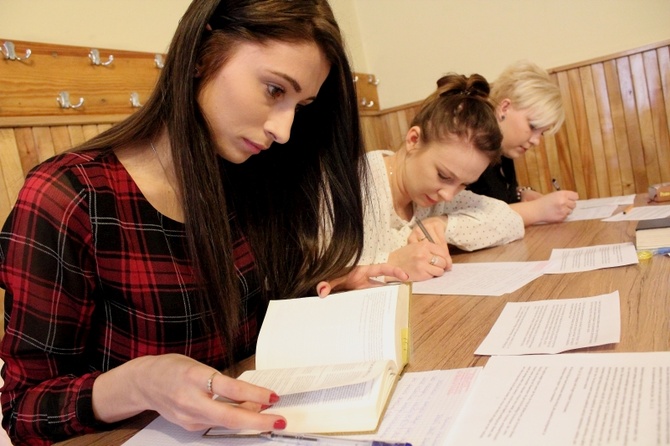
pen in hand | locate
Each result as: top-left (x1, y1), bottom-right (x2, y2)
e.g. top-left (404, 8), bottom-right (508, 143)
top-left (415, 219), bottom-right (435, 243)
top-left (552, 178), bottom-right (561, 191)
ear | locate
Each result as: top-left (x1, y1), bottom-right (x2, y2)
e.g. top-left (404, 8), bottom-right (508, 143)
top-left (498, 98), bottom-right (512, 114)
top-left (405, 126), bottom-right (422, 152)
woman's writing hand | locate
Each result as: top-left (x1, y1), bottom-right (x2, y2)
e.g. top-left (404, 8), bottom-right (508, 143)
top-left (388, 241), bottom-right (451, 282)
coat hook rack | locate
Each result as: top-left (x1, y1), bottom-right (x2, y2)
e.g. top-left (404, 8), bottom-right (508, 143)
top-left (2, 41), bottom-right (31, 62)
top-left (57, 91), bottom-right (85, 109)
top-left (89, 49), bottom-right (114, 66)
top-left (360, 98), bottom-right (375, 108)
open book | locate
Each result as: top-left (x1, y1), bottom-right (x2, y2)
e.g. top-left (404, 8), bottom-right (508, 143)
top-left (233, 283), bottom-right (410, 434)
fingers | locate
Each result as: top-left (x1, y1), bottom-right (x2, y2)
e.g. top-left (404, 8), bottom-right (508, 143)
top-left (202, 372), bottom-right (286, 431)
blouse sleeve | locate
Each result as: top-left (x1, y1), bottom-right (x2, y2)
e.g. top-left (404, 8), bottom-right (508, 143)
top-left (427, 190), bottom-right (525, 251)
top-left (0, 166), bottom-right (103, 443)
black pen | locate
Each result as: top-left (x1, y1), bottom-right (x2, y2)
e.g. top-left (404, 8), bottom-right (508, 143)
top-left (415, 219), bottom-right (435, 243)
top-left (552, 178), bottom-right (561, 191)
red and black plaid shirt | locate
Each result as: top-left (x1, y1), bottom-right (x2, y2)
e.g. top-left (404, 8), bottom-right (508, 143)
top-left (0, 150), bottom-right (265, 445)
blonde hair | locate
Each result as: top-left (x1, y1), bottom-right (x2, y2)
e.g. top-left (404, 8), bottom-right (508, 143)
top-left (491, 61), bottom-right (565, 135)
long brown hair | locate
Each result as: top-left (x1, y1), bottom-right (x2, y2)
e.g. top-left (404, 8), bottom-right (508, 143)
top-left (75, 0), bottom-right (365, 366)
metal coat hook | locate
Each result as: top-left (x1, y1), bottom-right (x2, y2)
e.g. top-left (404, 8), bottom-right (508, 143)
top-left (154, 54), bottom-right (164, 69)
top-left (352, 74), bottom-right (359, 82)
top-left (129, 92), bottom-right (142, 108)
top-left (360, 98), bottom-right (375, 108)
top-left (57, 91), bottom-right (85, 109)
top-left (89, 49), bottom-right (114, 66)
top-left (2, 41), bottom-right (31, 61)
top-left (367, 75), bottom-right (380, 86)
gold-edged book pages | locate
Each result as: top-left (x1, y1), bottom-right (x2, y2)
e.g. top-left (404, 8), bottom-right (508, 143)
top-left (236, 283), bottom-right (410, 434)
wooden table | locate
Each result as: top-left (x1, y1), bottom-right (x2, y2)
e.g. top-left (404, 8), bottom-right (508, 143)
top-left (56, 196), bottom-right (670, 445)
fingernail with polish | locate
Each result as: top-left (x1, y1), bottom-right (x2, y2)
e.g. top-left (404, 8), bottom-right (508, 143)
top-left (274, 419), bottom-right (287, 430)
top-left (269, 393), bottom-right (280, 404)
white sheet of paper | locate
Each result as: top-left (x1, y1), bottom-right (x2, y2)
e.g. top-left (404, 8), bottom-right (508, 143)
top-left (602, 204), bottom-right (670, 221)
top-left (563, 195), bottom-right (636, 222)
top-left (574, 194), bottom-right (635, 209)
top-left (446, 351), bottom-right (670, 446)
top-left (564, 204), bottom-right (618, 221)
top-left (474, 291), bottom-right (621, 355)
top-left (411, 261), bottom-right (547, 296)
top-left (345, 368), bottom-right (482, 445)
top-left (543, 242), bottom-right (638, 274)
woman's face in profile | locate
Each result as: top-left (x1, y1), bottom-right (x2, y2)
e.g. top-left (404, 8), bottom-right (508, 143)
top-left (197, 39), bottom-right (330, 164)
top-left (499, 103), bottom-right (549, 159)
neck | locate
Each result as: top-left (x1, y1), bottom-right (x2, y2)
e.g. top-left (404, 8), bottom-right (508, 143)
top-left (385, 153), bottom-right (413, 220)
top-left (150, 136), bottom-right (181, 202)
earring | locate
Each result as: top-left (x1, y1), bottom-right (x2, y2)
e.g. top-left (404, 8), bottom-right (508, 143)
top-left (500, 115), bottom-right (506, 121)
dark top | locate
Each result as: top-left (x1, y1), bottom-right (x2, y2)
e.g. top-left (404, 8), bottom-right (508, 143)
top-left (467, 156), bottom-right (520, 204)
top-left (0, 150), bottom-right (265, 445)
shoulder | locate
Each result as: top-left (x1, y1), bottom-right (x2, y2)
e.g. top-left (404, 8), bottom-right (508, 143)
top-left (18, 149), bottom-right (121, 209)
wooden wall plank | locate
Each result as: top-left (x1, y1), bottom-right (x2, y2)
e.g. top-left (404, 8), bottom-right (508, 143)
top-left (580, 66), bottom-right (610, 196)
top-left (562, 69), bottom-right (589, 197)
top-left (643, 50), bottom-right (670, 182)
top-left (592, 63), bottom-right (622, 196)
top-left (32, 126), bottom-right (57, 164)
top-left (14, 127), bottom-right (39, 177)
top-left (603, 60), bottom-right (636, 194)
top-left (630, 54), bottom-right (661, 187)
top-left (0, 129), bottom-right (25, 224)
top-left (617, 57), bottom-right (648, 193)
top-left (658, 47), bottom-right (670, 142)
top-left (50, 126), bottom-right (73, 153)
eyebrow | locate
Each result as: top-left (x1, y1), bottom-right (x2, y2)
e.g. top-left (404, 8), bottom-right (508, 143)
top-left (270, 70), bottom-right (319, 101)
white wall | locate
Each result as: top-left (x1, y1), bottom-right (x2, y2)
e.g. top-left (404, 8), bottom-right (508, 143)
top-left (344, 0), bottom-right (670, 108)
top-left (1, 0), bottom-right (669, 108)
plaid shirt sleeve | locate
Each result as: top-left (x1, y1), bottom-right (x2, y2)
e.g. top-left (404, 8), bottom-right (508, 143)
top-left (0, 155), bottom-right (103, 444)
top-left (0, 152), bottom-right (264, 445)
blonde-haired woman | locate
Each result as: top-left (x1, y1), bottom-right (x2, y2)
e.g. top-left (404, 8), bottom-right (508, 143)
top-left (468, 61), bottom-right (578, 224)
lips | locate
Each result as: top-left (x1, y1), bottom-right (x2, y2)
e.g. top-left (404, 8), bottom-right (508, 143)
top-left (243, 138), bottom-right (268, 154)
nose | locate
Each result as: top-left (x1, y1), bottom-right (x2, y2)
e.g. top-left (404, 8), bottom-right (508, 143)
top-left (265, 107), bottom-right (295, 145)
top-left (529, 131), bottom-right (542, 147)
top-left (437, 186), bottom-right (460, 202)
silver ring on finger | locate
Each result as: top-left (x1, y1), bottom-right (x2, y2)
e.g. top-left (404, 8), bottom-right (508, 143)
top-left (207, 370), bottom-right (221, 399)
top-left (430, 255), bottom-right (438, 266)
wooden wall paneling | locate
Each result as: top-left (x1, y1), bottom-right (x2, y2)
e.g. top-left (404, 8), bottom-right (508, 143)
top-left (67, 125), bottom-right (87, 150)
top-left (82, 124), bottom-right (102, 142)
top-left (658, 46), bottom-right (670, 143)
top-left (617, 57), bottom-right (649, 193)
top-left (629, 53), bottom-right (660, 188)
top-left (603, 60), bottom-right (636, 194)
top-left (591, 63), bottom-right (623, 196)
top-left (580, 65), bottom-right (611, 197)
top-left (551, 129), bottom-right (575, 192)
top-left (98, 123), bottom-right (114, 134)
top-left (643, 50), bottom-right (670, 182)
top-left (0, 129), bottom-right (24, 225)
top-left (50, 126), bottom-right (75, 154)
top-left (556, 70), bottom-right (587, 197)
top-left (14, 127), bottom-right (40, 177)
top-left (32, 126), bottom-right (58, 166)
